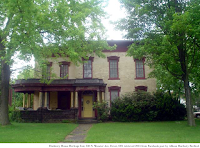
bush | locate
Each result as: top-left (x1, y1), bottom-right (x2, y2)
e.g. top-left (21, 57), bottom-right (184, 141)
top-left (9, 106), bottom-right (22, 122)
top-left (93, 101), bottom-right (109, 122)
top-left (111, 91), bottom-right (157, 122)
top-left (110, 91), bottom-right (186, 122)
top-left (154, 91), bottom-right (186, 121)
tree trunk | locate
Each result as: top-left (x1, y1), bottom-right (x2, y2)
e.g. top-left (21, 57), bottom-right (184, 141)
top-left (0, 37), bottom-right (11, 125)
top-left (177, 39), bottom-right (195, 126)
top-left (184, 75), bottom-right (195, 126)
top-left (0, 59), bottom-right (11, 125)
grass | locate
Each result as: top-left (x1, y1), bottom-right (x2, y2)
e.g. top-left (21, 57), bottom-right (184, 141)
top-left (0, 122), bottom-right (78, 143)
top-left (85, 119), bottom-right (200, 143)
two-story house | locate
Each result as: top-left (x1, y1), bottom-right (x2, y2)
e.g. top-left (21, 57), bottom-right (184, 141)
top-left (12, 40), bottom-right (156, 122)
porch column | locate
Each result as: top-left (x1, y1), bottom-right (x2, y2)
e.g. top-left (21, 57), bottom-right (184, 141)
top-left (23, 93), bottom-right (26, 108)
top-left (44, 92), bottom-right (48, 107)
top-left (75, 91), bottom-right (78, 108)
top-left (39, 92), bottom-right (43, 107)
top-left (27, 93), bottom-right (31, 108)
top-left (102, 92), bottom-right (105, 101)
top-left (97, 91), bottom-right (100, 102)
top-left (71, 91), bottom-right (74, 108)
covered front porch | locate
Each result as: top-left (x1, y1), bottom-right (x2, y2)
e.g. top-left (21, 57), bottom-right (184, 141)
top-left (12, 79), bottom-right (106, 122)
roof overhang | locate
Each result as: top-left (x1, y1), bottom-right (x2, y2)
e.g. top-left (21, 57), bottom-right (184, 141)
top-left (12, 79), bottom-right (107, 93)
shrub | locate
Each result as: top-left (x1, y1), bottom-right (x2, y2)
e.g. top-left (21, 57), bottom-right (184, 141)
top-left (9, 106), bottom-right (22, 122)
top-left (93, 101), bottom-right (109, 122)
top-left (154, 91), bottom-right (186, 121)
top-left (111, 91), bottom-right (157, 122)
top-left (110, 91), bottom-right (186, 122)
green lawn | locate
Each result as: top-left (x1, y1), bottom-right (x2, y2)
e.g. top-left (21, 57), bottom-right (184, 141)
top-left (85, 120), bottom-right (200, 143)
top-left (0, 122), bottom-right (78, 143)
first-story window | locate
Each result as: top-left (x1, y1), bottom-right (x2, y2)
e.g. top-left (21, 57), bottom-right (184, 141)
top-left (110, 90), bottom-right (119, 102)
top-left (135, 59), bottom-right (145, 79)
top-left (108, 86), bottom-right (121, 104)
top-left (59, 62), bottom-right (70, 78)
top-left (135, 86), bottom-right (147, 92)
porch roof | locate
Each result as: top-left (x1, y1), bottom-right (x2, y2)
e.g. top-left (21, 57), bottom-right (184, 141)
top-left (12, 78), bottom-right (107, 93)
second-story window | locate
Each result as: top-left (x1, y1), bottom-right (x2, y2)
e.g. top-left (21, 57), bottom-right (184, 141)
top-left (84, 60), bottom-right (92, 78)
top-left (42, 62), bottom-right (52, 79)
top-left (135, 59), bottom-right (145, 79)
top-left (59, 62), bottom-right (70, 78)
top-left (83, 57), bottom-right (94, 79)
top-left (110, 60), bottom-right (118, 78)
top-left (107, 56), bottom-right (120, 80)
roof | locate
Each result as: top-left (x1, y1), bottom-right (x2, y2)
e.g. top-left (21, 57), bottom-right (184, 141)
top-left (13, 78), bottom-right (107, 93)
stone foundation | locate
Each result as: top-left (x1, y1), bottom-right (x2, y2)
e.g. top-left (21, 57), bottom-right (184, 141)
top-left (19, 107), bottom-right (78, 123)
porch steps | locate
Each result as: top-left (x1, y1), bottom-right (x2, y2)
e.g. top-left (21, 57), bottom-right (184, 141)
top-left (78, 118), bottom-right (98, 124)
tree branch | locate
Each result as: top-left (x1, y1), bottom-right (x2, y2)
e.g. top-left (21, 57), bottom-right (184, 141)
top-left (163, 63), bottom-right (182, 79)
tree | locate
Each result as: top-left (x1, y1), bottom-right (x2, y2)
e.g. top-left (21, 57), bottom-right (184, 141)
top-left (16, 66), bottom-right (35, 80)
top-left (117, 0), bottom-right (200, 126)
top-left (0, 0), bottom-right (113, 125)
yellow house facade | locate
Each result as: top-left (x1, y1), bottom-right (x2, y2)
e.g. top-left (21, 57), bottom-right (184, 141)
top-left (12, 40), bottom-right (156, 122)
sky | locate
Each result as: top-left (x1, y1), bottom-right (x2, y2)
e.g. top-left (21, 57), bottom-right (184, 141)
top-left (103, 0), bottom-right (126, 40)
top-left (11, 0), bottom-right (126, 79)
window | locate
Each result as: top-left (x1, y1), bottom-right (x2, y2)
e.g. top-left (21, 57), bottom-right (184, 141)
top-left (59, 62), bottom-right (70, 78)
top-left (135, 86), bottom-right (147, 92)
top-left (42, 62), bottom-right (52, 79)
top-left (110, 90), bottom-right (119, 102)
top-left (83, 57), bottom-right (94, 79)
top-left (46, 65), bottom-right (51, 79)
top-left (107, 56), bottom-right (120, 80)
top-left (135, 59), bottom-right (145, 79)
top-left (108, 86), bottom-right (121, 103)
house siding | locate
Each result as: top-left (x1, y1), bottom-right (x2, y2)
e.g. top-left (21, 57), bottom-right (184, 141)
top-left (46, 52), bottom-right (156, 106)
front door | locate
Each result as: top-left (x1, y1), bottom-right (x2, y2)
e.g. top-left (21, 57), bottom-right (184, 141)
top-left (83, 95), bottom-right (93, 118)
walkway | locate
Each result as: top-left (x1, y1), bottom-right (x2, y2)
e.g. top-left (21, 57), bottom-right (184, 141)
top-left (63, 124), bottom-right (93, 143)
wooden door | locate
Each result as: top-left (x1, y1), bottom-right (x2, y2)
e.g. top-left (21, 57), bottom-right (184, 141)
top-left (83, 95), bottom-right (93, 118)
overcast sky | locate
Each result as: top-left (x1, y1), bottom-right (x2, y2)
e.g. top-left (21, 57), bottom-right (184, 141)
top-left (103, 0), bottom-right (126, 40)
top-left (11, 0), bottom-right (126, 79)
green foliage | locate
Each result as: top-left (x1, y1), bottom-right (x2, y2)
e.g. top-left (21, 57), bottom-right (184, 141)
top-left (117, 0), bottom-right (199, 126)
top-left (111, 91), bottom-right (157, 121)
top-left (111, 91), bottom-right (186, 122)
top-left (12, 92), bottom-right (23, 107)
top-left (1, 0), bottom-right (115, 66)
top-left (1, 0), bottom-right (116, 125)
top-left (17, 66), bottom-right (35, 80)
top-left (8, 106), bottom-right (22, 122)
top-left (154, 91), bottom-right (186, 121)
top-left (93, 101), bottom-right (109, 122)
